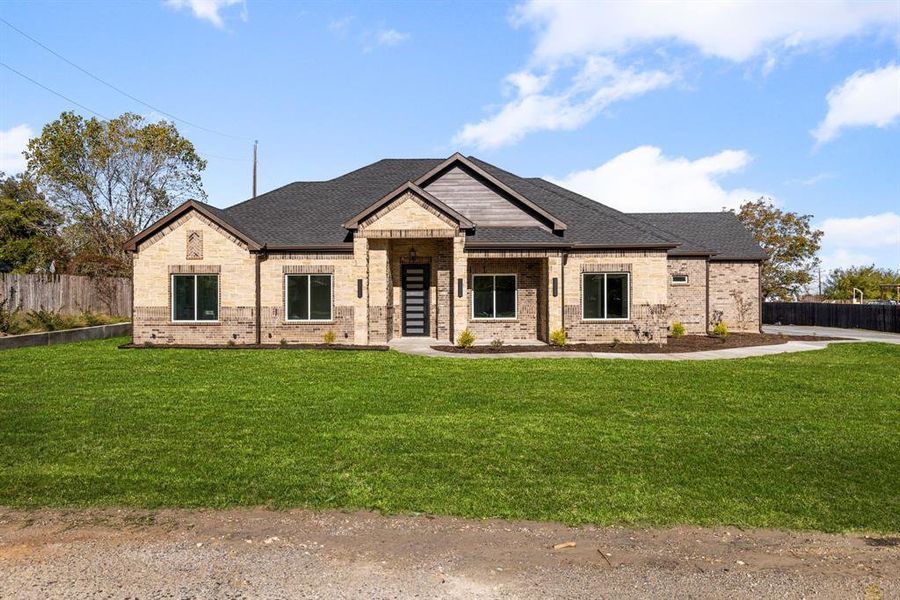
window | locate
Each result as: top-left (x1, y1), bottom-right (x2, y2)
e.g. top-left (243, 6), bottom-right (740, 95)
top-left (472, 274), bottom-right (516, 319)
top-left (172, 274), bottom-right (219, 321)
top-left (671, 274), bottom-right (689, 285)
top-left (582, 273), bottom-right (629, 320)
top-left (285, 274), bottom-right (332, 321)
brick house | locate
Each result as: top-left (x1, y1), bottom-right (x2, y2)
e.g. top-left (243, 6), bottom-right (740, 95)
top-left (124, 154), bottom-right (766, 346)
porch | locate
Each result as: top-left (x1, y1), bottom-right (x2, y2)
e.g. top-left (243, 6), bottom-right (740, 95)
top-left (359, 236), bottom-right (561, 345)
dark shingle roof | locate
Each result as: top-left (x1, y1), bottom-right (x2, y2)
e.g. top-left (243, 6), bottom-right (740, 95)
top-left (640, 213), bottom-right (768, 260)
top-left (213, 156), bottom-right (764, 259)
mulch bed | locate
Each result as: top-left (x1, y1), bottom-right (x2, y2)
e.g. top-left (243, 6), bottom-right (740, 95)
top-left (433, 333), bottom-right (847, 354)
top-left (119, 343), bottom-right (389, 351)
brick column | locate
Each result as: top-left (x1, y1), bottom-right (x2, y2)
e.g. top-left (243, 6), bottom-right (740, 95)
top-left (367, 239), bottom-right (390, 343)
top-left (547, 253), bottom-right (563, 335)
top-left (451, 234), bottom-right (467, 343)
top-left (353, 237), bottom-right (369, 345)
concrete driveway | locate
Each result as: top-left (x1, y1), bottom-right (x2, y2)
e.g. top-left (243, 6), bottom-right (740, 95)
top-left (763, 325), bottom-right (900, 344)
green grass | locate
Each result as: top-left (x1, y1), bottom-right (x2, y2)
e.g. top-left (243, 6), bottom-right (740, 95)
top-left (1, 338), bottom-right (898, 532)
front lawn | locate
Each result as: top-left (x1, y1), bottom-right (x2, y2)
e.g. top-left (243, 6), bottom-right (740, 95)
top-left (1, 339), bottom-right (897, 532)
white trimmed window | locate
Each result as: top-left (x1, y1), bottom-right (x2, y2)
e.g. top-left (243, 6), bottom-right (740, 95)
top-left (671, 274), bottom-right (689, 285)
top-left (582, 273), bottom-right (629, 320)
top-left (285, 274), bottom-right (333, 321)
top-left (472, 274), bottom-right (517, 319)
top-left (172, 274), bottom-right (219, 322)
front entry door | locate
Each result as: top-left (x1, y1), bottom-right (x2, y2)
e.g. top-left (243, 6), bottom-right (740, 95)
top-left (402, 264), bottom-right (430, 336)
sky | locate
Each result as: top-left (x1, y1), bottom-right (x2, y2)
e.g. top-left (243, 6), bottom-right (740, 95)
top-left (1, 0), bottom-right (898, 271)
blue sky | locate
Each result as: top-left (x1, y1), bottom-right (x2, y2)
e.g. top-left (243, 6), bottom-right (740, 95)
top-left (1, 0), bottom-right (898, 271)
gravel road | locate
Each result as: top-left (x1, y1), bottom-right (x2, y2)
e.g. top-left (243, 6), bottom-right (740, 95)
top-left (0, 508), bottom-right (896, 599)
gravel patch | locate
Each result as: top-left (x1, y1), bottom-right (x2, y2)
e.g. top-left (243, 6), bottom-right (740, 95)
top-left (0, 508), bottom-right (896, 599)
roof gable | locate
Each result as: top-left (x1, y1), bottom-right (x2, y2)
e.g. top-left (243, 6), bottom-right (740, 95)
top-left (415, 153), bottom-right (567, 232)
top-left (124, 199), bottom-right (261, 252)
top-left (342, 181), bottom-right (474, 230)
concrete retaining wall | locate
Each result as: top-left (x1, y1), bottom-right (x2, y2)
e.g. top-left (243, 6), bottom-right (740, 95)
top-left (0, 323), bottom-right (132, 351)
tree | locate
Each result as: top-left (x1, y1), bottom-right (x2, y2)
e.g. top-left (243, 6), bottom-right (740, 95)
top-left (25, 111), bottom-right (206, 276)
top-left (733, 198), bottom-right (823, 300)
top-left (823, 265), bottom-right (900, 301)
top-left (0, 172), bottom-right (66, 273)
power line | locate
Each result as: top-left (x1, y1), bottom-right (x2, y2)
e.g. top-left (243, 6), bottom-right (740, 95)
top-left (0, 61), bottom-right (108, 119)
top-left (0, 61), bottom-right (245, 163)
top-left (0, 16), bottom-right (251, 142)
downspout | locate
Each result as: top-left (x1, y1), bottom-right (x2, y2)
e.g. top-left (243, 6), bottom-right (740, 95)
top-left (758, 261), bottom-right (763, 333)
top-left (255, 246), bottom-right (269, 345)
top-left (704, 258), bottom-right (710, 334)
top-left (561, 251), bottom-right (568, 333)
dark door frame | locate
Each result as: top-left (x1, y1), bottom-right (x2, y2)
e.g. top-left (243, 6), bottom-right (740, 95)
top-left (401, 263), bottom-right (431, 337)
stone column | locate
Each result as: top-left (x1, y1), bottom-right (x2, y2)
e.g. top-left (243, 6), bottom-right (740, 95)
top-left (451, 234), bottom-right (467, 343)
top-left (353, 236), bottom-right (369, 345)
top-left (547, 253), bottom-right (563, 335)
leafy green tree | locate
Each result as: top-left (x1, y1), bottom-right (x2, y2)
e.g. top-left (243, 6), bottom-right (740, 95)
top-left (733, 198), bottom-right (823, 300)
top-left (823, 265), bottom-right (900, 301)
top-left (25, 111), bottom-right (206, 276)
top-left (0, 172), bottom-right (66, 273)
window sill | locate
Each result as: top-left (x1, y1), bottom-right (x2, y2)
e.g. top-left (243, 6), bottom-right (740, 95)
top-left (283, 320), bottom-right (335, 324)
top-left (471, 317), bottom-right (519, 322)
top-left (170, 320), bottom-right (221, 326)
top-left (581, 318), bottom-right (631, 323)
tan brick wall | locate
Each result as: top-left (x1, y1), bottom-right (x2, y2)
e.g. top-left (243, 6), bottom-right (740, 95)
top-left (562, 250), bottom-right (669, 343)
top-left (709, 261), bottom-right (761, 332)
top-left (667, 257), bottom-right (708, 334)
top-left (465, 258), bottom-right (542, 341)
top-left (389, 238), bottom-right (452, 339)
top-left (132, 211), bottom-right (255, 345)
top-left (258, 252), bottom-right (355, 344)
top-left (361, 192), bottom-right (456, 232)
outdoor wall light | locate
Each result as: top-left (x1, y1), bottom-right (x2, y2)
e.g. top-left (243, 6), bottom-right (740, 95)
top-left (552, 277), bottom-right (558, 297)
top-left (457, 278), bottom-right (464, 298)
top-left (408, 247), bottom-right (417, 262)
top-left (357, 278), bottom-right (363, 298)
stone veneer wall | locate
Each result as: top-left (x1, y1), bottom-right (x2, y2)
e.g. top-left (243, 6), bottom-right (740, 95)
top-left (709, 261), bottom-right (761, 332)
top-left (258, 252), bottom-right (356, 344)
top-left (666, 257), bottom-right (708, 334)
top-left (132, 211), bottom-right (256, 345)
top-left (562, 249), bottom-right (669, 343)
top-left (465, 257), bottom-right (541, 341)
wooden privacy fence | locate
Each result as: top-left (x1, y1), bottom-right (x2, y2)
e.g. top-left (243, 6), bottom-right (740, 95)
top-left (763, 302), bottom-right (900, 333)
top-left (0, 274), bottom-right (132, 317)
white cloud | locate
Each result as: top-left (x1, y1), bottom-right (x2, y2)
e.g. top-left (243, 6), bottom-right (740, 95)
top-left (454, 58), bottom-right (675, 149)
top-left (818, 212), bottom-right (900, 270)
top-left (788, 172), bottom-right (836, 186)
top-left (376, 28), bottom-right (410, 47)
top-left (514, 0), bottom-right (898, 64)
top-left (165, 0), bottom-right (246, 28)
top-left (819, 212), bottom-right (900, 248)
top-left (812, 64), bottom-right (900, 144)
top-left (549, 145), bottom-right (763, 212)
top-left (820, 248), bottom-right (877, 271)
top-left (0, 124), bottom-right (32, 174)
top-left (328, 16), bottom-right (354, 38)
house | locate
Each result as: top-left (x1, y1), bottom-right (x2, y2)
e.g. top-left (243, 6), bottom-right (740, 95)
top-left (124, 153), bottom-right (766, 346)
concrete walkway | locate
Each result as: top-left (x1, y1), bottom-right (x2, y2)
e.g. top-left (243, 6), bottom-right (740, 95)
top-left (389, 326), bottom-right (899, 360)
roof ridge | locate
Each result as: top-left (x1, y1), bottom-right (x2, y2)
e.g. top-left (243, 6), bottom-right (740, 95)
top-left (224, 180), bottom-right (312, 212)
top-left (522, 177), bottom-right (682, 245)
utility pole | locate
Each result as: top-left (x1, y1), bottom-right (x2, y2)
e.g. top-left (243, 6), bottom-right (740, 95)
top-left (252, 140), bottom-right (258, 198)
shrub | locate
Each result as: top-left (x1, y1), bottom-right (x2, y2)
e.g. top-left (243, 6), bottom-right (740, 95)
top-left (670, 321), bottom-right (685, 338)
top-left (0, 297), bottom-right (20, 334)
top-left (323, 330), bottom-right (336, 345)
top-left (25, 309), bottom-right (65, 332)
top-left (456, 328), bottom-right (475, 348)
top-left (549, 328), bottom-right (567, 347)
top-left (490, 338), bottom-right (504, 348)
top-left (712, 321), bottom-right (729, 338)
